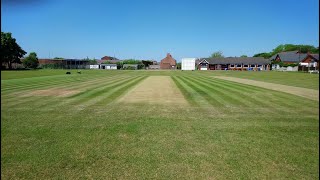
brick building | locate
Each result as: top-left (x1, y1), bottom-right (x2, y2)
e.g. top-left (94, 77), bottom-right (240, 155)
top-left (160, 53), bottom-right (176, 70)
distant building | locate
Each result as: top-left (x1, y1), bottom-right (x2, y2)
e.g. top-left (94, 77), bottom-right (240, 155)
top-left (100, 64), bottom-right (117, 70)
top-left (38, 59), bottom-right (90, 69)
top-left (148, 65), bottom-right (160, 70)
top-left (270, 51), bottom-right (319, 71)
top-left (101, 56), bottom-right (119, 60)
top-left (197, 57), bottom-right (270, 71)
top-left (160, 53), bottom-right (177, 70)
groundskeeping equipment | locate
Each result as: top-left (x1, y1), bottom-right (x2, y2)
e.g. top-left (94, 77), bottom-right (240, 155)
top-left (181, 58), bottom-right (196, 70)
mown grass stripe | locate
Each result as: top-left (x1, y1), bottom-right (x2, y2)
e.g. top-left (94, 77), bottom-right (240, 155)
top-left (74, 76), bottom-right (147, 111)
top-left (178, 76), bottom-right (225, 107)
top-left (190, 76), bottom-right (274, 107)
top-left (2, 74), bottom-right (133, 101)
top-left (1, 75), bottom-right (113, 93)
top-left (188, 76), bottom-right (293, 115)
top-left (185, 76), bottom-right (250, 107)
top-left (1, 73), bottom-right (110, 91)
top-left (93, 76), bottom-right (148, 107)
top-left (171, 76), bottom-right (198, 106)
top-left (1, 75), bottom-right (116, 100)
top-left (174, 76), bottom-right (212, 107)
top-left (211, 76), bottom-right (316, 109)
top-left (13, 76), bottom-right (139, 110)
top-left (3, 76), bottom-right (133, 109)
top-left (71, 76), bottom-right (143, 104)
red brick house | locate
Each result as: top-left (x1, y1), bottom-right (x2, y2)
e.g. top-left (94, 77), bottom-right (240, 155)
top-left (160, 53), bottom-right (176, 70)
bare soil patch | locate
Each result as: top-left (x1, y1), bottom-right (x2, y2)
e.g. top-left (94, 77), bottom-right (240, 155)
top-left (118, 76), bottom-right (188, 105)
top-left (214, 76), bottom-right (319, 101)
top-left (23, 88), bottom-right (80, 97)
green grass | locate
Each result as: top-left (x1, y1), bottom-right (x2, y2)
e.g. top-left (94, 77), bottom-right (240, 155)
top-left (1, 70), bottom-right (319, 179)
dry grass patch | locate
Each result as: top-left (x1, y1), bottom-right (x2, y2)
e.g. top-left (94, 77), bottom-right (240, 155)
top-left (118, 76), bottom-right (188, 105)
top-left (214, 76), bottom-right (319, 101)
top-left (23, 88), bottom-right (80, 97)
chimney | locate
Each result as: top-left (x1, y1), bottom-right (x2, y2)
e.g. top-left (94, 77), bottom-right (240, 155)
top-left (167, 53), bottom-right (171, 58)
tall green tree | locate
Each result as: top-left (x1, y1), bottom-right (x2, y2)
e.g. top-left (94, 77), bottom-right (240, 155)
top-left (23, 52), bottom-right (39, 69)
top-left (271, 44), bottom-right (319, 55)
top-left (1, 32), bottom-right (27, 69)
top-left (253, 52), bottom-right (272, 59)
top-left (210, 51), bottom-right (224, 58)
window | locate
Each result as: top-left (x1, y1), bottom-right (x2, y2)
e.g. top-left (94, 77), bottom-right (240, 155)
top-left (250, 64), bottom-right (256, 68)
top-left (243, 64), bottom-right (249, 67)
top-left (257, 65), bottom-right (262, 67)
top-left (230, 64), bottom-right (235, 68)
top-left (236, 64), bottom-right (242, 67)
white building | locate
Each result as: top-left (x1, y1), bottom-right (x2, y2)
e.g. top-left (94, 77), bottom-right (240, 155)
top-left (181, 58), bottom-right (196, 70)
top-left (89, 65), bottom-right (100, 69)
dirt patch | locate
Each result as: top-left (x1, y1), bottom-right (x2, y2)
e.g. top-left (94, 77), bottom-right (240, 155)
top-left (24, 88), bottom-right (80, 97)
top-left (214, 76), bottom-right (319, 101)
top-left (118, 76), bottom-right (188, 105)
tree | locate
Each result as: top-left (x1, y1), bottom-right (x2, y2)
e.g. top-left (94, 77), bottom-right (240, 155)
top-left (141, 60), bottom-right (153, 67)
top-left (53, 57), bottom-right (64, 59)
top-left (23, 52), bottom-right (39, 69)
top-left (176, 62), bottom-right (181, 69)
top-left (1, 32), bottom-right (27, 69)
top-left (240, 55), bottom-right (247, 57)
top-left (210, 51), bottom-right (224, 58)
top-left (270, 44), bottom-right (319, 55)
top-left (253, 52), bottom-right (272, 59)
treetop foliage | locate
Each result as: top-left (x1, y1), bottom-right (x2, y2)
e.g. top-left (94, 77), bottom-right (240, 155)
top-left (254, 44), bottom-right (319, 59)
top-left (210, 51), bottom-right (224, 58)
top-left (23, 52), bottom-right (39, 69)
top-left (1, 32), bottom-right (27, 69)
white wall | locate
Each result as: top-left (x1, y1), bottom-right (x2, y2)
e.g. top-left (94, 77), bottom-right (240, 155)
top-left (90, 65), bottom-right (99, 69)
top-left (181, 58), bottom-right (196, 70)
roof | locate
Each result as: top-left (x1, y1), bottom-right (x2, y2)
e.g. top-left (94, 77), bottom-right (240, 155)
top-left (270, 51), bottom-right (308, 62)
top-left (199, 57), bottom-right (270, 65)
top-left (310, 54), bottom-right (319, 60)
top-left (100, 64), bottom-right (117, 66)
top-left (101, 56), bottom-right (119, 60)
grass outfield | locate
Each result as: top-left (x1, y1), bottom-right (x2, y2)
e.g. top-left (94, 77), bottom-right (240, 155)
top-left (1, 70), bottom-right (319, 179)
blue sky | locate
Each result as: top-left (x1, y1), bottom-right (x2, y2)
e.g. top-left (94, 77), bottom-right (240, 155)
top-left (1, 0), bottom-right (319, 61)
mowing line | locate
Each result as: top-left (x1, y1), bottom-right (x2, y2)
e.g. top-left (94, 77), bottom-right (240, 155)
top-left (28, 76), bottom-right (141, 110)
top-left (173, 76), bottom-right (211, 107)
top-left (188, 76), bottom-right (294, 115)
top-left (214, 76), bottom-right (319, 101)
top-left (178, 76), bottom-right (225, 107)
top-left (185, 76), bottom-right (249, 107)
top-left (74, 76), bottom-right (147, 111)
top-left (1, 75), bottom-right (122, 100)
top-left (3, 76), bottom-right (132, 109)
top-left (94, 76), bottom-right (149, 107)
top-left (171, 76), bottom-right (199, 106)
top-left (1, 74), bottom-right (113, 93)
top-left (1, 73), bottom-right (113, 92)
